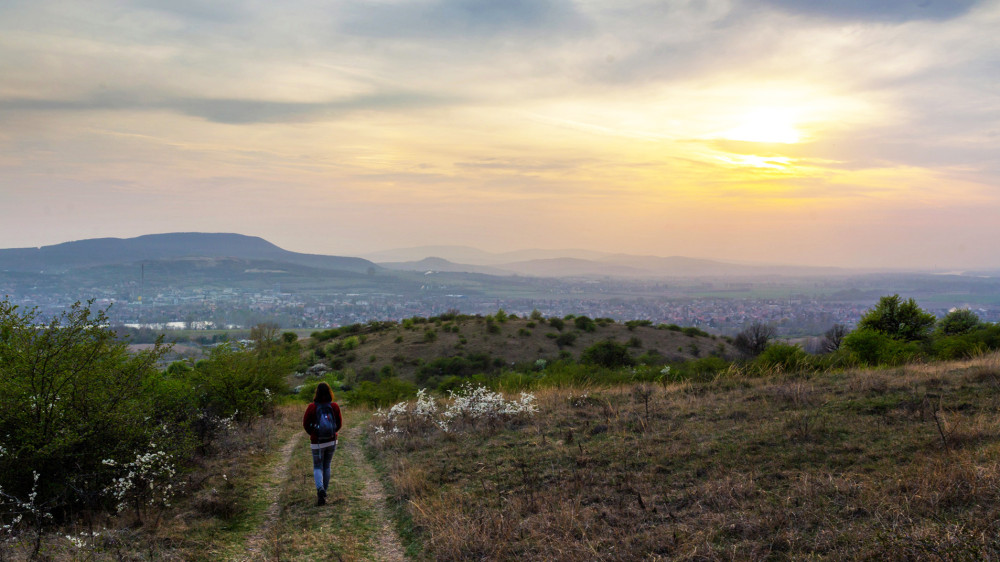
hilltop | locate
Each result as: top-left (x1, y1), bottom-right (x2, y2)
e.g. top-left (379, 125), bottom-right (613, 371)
top-left (299, 313), bottom-right (736, 389)
top-left (0, 232), bottom-right (376, 273)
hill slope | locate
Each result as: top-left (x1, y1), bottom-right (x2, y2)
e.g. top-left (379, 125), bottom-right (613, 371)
top-left (301, 315), bottom-right (734, 386)
top-left (0, 232), bottom-right (377, 273)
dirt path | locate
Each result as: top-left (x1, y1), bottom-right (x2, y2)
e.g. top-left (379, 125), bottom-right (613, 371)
top-left (233, 409), bottom-right (409, 561)
top-left (241, 430), bottom-right (303, 560)
top-left (343, 425), bottom-right (407, 562)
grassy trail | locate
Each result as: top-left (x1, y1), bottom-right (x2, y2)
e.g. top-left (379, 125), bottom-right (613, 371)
top-left (232, 405), bottom-right (405, 561)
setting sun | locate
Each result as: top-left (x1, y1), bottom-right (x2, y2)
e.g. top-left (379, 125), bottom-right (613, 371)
top-left (717, 108), bottom-right (803, 144)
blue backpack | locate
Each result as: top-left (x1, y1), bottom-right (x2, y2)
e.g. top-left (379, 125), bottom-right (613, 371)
top-left (315, 403), bottom-right (338, 440)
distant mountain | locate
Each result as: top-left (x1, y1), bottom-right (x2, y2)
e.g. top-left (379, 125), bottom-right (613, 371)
top-left (0, 233), bottom-right (377, 274)
top-left (496, 257), bottom-right (652, 278)
top-left (378, 257), bottom-right (509, 276)
top-left (596, 254), bottom-right (848, 277)
top-left (366, 245), bottom-right (852, 278)
top-left (363, 245), bottom-right (612, 265)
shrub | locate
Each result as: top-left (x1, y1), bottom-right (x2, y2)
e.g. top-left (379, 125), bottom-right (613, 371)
top-left (574, 316), bottom-right (597, 332)
top-left (345, 379), bottom-right (417, 408)
top-left (555, 332), bottom-right (577, 348)
top-left (0, 299), bottom-right (185, 515)
top-left (937, 309), bottom-right (981, 336)
top-left (857, 294), bottom-right (936, 342)
top-left (755, 343), bottom-right (809, 372)
top-left (842, 328), bottom-right (921, 366)
top-left (625, 320), bottom-right (653, 331)
top-left (548, 317), bottom-right (565, 331)
top-left (581, 340), bottom-right (635, 368)
top-left (682, 326), bottom-right (710, 338)
top-left (187, 337), bottom-right (294, 420)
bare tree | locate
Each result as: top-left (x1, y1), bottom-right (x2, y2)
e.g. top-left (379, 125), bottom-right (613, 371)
top-left (821, 324), bottom-right (848, 353)
top-left (733, 321), bottom-right (776, 357)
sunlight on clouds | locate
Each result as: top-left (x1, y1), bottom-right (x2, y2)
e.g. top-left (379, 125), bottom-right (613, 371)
top-left (713, 107), bottom-right (802, 144)
top-left (714, 154), bottom-right (795, 170)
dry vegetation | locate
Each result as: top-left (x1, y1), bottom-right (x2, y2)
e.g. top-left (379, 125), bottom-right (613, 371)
top-left (370, 353), bottom-right (1000, 560)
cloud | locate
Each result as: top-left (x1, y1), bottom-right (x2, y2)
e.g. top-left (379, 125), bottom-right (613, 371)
top-left (0, 91), bottom-right (455, 124)
top-left (756, 0), bottom-right (980, 22)
top-left (133, 0), bottom-right (250, 23)
top-left (337, 0), bottom-right (589, 39)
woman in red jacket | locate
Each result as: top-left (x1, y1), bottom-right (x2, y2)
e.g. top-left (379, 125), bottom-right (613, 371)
top-left (303, 382), bottom-right (342, 506)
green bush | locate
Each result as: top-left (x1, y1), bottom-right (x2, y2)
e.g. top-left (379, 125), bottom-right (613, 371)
top-left (581, 340), bottom-right (635, 368)
top-left (574, 316), bottom-right (597, 332)
top-left (0, 300), bottom-right (185, 514)
top-left (857, 294), bottom-right (935, 342)
top-left (343, 379), bottom-right (416, 408)
top-left (548, 318), bottom-right (565, 331)
top-left (555, 332), bottom-right (577, 348)
top-left (186, 329), bottom-right (295, 420)
top-left (842, 328), bottom-right (921, 366)
top-left (936, 309), bottom-right (981, 336)
top-left (755, 343), bottom-right (809, 372)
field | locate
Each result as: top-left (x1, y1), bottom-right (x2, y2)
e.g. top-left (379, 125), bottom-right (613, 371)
top-left (369, 353), bottom-right (1000, 560)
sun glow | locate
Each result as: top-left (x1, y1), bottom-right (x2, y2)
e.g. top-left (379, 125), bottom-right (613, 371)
top-left (717, 108), bottom-right (803, 144)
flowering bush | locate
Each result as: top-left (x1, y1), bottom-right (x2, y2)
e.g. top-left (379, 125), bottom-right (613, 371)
top-left (442, 384), bottom-right (538, 427)
top-left (373, 385), bottom-right (538, 441)
top-left (102, 445), bottom-right (178, 518)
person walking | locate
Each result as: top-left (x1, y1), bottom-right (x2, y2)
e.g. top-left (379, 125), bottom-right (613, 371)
top-left (303, 382), bottom-right (342, 506)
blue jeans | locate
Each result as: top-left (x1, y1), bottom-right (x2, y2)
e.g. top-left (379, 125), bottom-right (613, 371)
top-left (311, 442), bottom-right (337, 491)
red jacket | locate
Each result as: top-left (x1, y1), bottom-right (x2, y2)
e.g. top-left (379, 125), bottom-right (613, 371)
top-left (303, 401), bottom-right (343, 444)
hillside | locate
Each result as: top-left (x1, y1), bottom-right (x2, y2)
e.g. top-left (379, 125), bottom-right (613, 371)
top-left (301, 314), bottom-right (735, 386)
top-left (369, 353), bottom-right (1000, 560)
top-left (0, 232), bottom-right (377, 273)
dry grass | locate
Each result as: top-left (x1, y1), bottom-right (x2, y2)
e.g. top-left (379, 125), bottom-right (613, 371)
top-left (371, 353), bottom-right (1000, 560)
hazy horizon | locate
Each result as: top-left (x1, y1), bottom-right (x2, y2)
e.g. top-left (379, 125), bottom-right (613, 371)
top-left (2, 1), bottom-right (999, 269)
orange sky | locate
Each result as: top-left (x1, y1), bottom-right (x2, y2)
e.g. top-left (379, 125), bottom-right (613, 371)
top-left (1, 0), bottom-right (999, 268)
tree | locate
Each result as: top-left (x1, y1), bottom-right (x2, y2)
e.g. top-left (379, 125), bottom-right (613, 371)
top-left (822, 324), bottom-right (848, 353)
top-left (936, 308), bottom-right (981, 336)
top-left (733, 321), bottom-right (776, 357)
top-left (857, 294), bottom-right (936, 342)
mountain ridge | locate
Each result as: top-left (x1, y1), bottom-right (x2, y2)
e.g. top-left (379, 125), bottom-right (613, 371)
top-left (0, 232), bottom-right (377, 274)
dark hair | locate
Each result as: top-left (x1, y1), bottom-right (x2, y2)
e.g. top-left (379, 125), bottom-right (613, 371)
top-left (313, 381), bottom-right (334, 403)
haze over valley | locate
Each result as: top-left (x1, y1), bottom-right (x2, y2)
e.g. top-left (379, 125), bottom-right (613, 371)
top-left (3, 233), bottom-right (998, 340)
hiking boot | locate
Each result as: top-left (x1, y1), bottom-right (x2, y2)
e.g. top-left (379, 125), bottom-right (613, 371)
top-left (316, 489), bottom-right (326, 506)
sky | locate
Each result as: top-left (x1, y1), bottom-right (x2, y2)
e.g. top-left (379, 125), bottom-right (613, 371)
top-left (1, 0), bottom-right (999, 269)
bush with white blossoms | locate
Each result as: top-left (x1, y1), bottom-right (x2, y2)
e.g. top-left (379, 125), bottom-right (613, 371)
top-left (442, 384), bottom-right (538, 427)
top-left (102, 444), bottom-right (177, 518)
top-left (373, 385), bottom-right (538, 441)
top-left (0, 472), bottom-right (52, 539)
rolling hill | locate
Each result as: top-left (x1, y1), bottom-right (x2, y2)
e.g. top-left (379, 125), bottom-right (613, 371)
top-left (0, 232), bottom-right (377, 274)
